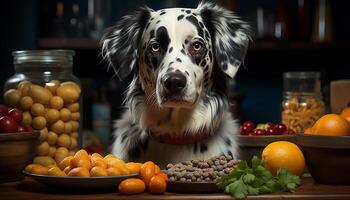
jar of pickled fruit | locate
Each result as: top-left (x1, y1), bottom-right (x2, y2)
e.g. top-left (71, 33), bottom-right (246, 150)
top-left (3, 50), bottom-right (82, 164)
top-left (281, 72), bottom-right (325, 133)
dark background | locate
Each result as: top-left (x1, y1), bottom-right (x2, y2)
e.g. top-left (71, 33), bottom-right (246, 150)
top-left (1, 0), bottom-right (350, 130)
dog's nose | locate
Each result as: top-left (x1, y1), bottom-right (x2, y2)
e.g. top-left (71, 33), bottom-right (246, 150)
top-left (164, 72), bottom-right (187, 93)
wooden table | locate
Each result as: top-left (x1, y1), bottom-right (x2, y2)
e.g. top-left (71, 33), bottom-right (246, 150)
top-left (1, 178), bottom-right (350, 200)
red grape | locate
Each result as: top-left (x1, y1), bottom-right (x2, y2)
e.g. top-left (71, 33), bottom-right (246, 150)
top-left (0, 116), bottom-right (18, 133)
top-left (0, 104), bottom-right (8, 118)
top-left (252, 129), bottom-right (266, 136)
top-left (240, 125), bottom-right (254, 135)
top-left (243, 121), bottom-right (255, 130)
top-left (18, 124), bottom-right (27, 132)
top-left (267, 122), bottom-right (275, 129)
top-left (7, 108), bottom-right (23, 123)
top-left (275, 123), bottom-right (287, 134)
top-left (23, 124), bottom-right (33, 132)
top-left (266, 127), bottom-right (277, 135)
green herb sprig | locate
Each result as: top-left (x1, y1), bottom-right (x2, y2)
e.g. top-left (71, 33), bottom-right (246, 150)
top-left (216, 156), bottom-right (300, 199)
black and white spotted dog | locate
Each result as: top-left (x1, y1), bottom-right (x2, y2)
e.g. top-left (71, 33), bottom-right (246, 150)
top-left (101, 2), bottom-right (250, 167)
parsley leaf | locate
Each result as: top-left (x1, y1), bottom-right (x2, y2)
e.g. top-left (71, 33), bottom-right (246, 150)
top-left (216, 156), bottom-right (300, 199)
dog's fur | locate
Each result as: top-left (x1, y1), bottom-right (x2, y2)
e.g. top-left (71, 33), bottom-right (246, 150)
top-left (101, 2), bottom-right (250, 167)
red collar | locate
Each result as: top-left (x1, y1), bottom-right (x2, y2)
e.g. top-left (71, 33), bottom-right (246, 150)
top-left (147, 129), bottom-right (211, 145)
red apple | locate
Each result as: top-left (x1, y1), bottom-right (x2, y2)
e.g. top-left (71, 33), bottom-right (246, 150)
top-left (7, 108), bottom-right (23, 123)
top-left (0, 104), bottom-right (8, 117)
top-left (0, 116), bottom-right (18, 133)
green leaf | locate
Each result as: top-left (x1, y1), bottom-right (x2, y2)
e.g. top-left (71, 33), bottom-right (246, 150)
top-left (247, 185), bottom-right (259, 195)
top-left (252, 156), bottom-right (263, 169)
top-left (243, 173), bottom-right (255, 183)
top-left (225, 179), bottom-right (248, 199)
top-left (237, 160), bottom-right (249, 171)
top-left (275, 168), bottom-right (301, 192)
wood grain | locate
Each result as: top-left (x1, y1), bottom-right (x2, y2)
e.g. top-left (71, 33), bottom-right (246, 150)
top-left (1, 178), bottom-right (350, 200)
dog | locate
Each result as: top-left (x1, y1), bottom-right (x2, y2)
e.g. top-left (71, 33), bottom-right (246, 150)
top-left (101, 1), bottom-right (250, 167)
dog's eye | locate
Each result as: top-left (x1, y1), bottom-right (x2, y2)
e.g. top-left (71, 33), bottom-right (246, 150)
top-left (192, 42), bottom-right (203, 51)
top-left (151, 43), bottom-right (160, 53)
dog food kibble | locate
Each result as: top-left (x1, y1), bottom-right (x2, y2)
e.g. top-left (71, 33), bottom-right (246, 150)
top-left (166, 156), bottom-right (237, 182)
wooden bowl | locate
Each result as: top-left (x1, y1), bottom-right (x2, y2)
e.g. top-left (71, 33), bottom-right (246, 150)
top-left (0, 131), bottom-right (39, 183)
top-left (297, 133), bottom-right (350, 185)
top-left (236, 135), bottom-right (297, 161)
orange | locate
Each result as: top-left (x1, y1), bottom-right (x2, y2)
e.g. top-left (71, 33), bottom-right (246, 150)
top-left (149, 174), bottom-right (167, 194)
top-left (107, 167), bottom-right (122, 176)
top-left (68, 167), bottom-right (90, 177)
top-left (48, 166), bottom-right (67, 176)
top-left (63, 166), bottom-right (72, 174)
top-left (140, 161), bottom-right (156, 187)
top-left (154, 164), bottom-right (161, 175)
top-left (25, 164), bottom-right (42, 173)
top-left (304, 128), bottom-right (313, 134)
top-left (70, 157), bottom-right (91, 170)
top-left (74, 149), bottom-right (89, 160)
top-left (31, 165), bottom-right (49, 175)
top-left (262, 141), bottom-right (305, 177)
top-left (118, 178), bottom-right (145, 194)
top-left (158, 172), bottom-right (169, 182)
top-left (58, 156), bottom-right (73, 170)
top-left (91, 157), bottom-right (107, 169)
top-left (90, 166), bottom-right (108, 176)
top-left (91, 153), bottom-right (103, 160)
top-left (125, 162), bottom-right (142, 174)
top-left (340, 107), bottom-right (350, 123)
top-left (311, 114), bottom-right (350, 136)
top-left (106, 158), bottom-right (126, 168)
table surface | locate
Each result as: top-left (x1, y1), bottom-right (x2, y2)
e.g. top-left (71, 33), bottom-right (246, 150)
top-left (1, 178), bottom-right (350, 200)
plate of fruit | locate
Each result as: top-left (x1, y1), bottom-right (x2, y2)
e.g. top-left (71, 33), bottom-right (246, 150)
top-left (23, 150), bottom-right (140, 191)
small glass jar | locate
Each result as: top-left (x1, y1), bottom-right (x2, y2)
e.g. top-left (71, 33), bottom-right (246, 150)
top-left (281, 72), bottom-right (325, 133)
top-left (3, 50), bottom-right (82, 163)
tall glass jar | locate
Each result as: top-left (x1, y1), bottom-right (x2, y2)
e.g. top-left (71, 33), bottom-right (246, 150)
top-left (3, 50), bottom-right (82, 164)
top-left (281, 72), bottom-right (325, 133)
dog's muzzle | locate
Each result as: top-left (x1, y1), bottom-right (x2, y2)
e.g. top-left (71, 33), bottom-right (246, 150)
top-left (163, 72), bottom-right (187, 96)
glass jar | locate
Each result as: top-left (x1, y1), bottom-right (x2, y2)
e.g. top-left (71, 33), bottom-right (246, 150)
top-left (281, 72), bottom-right (325, 133)
top-left (3, 50), bottom-right (82, 163)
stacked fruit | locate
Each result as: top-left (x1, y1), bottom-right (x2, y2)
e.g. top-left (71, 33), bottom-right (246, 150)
top-left (0, 105), bottom-right (33, 133)
top-left (25, 150), bottom-right (168, 195)
top-left (304, 107), bottom-right (350, 136)
top-left (3, 80), bottom-right (81, 164)
top-left (240, 121), bottom-right (295, 136)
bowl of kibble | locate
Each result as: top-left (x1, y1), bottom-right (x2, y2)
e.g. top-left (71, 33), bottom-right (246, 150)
top-left (165, 155), bottom-right (237, 193)
top-left (237, 121), bottom-right (297, 161)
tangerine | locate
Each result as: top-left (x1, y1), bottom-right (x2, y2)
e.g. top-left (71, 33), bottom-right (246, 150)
top-left (262, 141), bottom-right (305, 176)
top-left (340, 107), bottom-right (350, 123)
top-left (311, 114), bottom-right (350, 136)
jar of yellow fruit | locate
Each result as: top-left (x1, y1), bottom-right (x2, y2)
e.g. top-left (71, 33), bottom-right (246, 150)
top-left (3, 50), bottom-right (82, 164)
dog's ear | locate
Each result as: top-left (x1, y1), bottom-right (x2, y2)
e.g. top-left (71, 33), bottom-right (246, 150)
top-left (198, 2), bottom-right (250, 79)
top-left (101, 7), bottom-right (153, 81)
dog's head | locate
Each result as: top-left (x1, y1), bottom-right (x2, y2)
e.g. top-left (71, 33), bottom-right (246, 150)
top-left (102, 2), bottom-right (249, 108)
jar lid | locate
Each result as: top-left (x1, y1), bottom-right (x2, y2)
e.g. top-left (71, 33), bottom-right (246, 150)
top-left (283, 72), bottom-right (320, 79)
top-left (283, 71), bottom-right (321, 93)
top-left (12, 50), bottom-right (75, 66)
